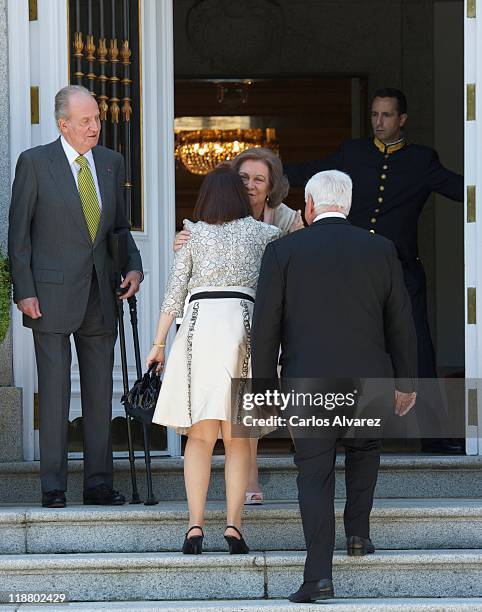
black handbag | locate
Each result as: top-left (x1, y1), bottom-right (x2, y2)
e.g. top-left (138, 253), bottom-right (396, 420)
top-left (122, 364), bottom-right (162, 425)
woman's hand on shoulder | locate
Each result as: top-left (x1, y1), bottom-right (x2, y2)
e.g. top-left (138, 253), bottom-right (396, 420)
top-left (289, 210), bottom-right (304, 233)
top-left (173, 228), bottom-right (192, 252)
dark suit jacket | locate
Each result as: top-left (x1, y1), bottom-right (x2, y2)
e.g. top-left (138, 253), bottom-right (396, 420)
top-left (284, 138), bottom-right (463, 263)
top-left (8, 138), bottom-right (142, 333)
top-left (251, 218), bottom-right (417, 391)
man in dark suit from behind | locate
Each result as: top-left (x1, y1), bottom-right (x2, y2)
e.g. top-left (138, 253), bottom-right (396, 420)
top-left (8, 85), bottom-right (143, 508)
top-left (251, 170), bottom-right (418, 602)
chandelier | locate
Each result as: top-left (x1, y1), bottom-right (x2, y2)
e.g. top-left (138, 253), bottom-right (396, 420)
top-left (175, 127), bottom-right (278, 176)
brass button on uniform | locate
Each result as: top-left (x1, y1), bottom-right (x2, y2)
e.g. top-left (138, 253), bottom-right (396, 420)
top-left (381, 174), bottom-right (387, 180)
top-left (369, 229), bottom-right (375, 234)
top-left (383, 165), bottom-right (388, 170)
top-left (378, 197), bottom-right (383, 203)
top-left (384, 154), bottom-right (389, 159)
top-left (375, 208), bottom-right (380, 213)
top-left (379, 185), bottom-right (385, 191)
top-left (371, 217), bottom-right (377, 224)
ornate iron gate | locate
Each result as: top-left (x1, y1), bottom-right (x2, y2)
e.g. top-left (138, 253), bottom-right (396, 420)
top-left (68, 0), bottom-right (143, 229)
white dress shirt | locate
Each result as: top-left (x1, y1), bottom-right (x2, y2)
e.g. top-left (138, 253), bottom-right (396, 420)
top-left (313, 211), bottom-right (347, 223)
top-left (60, 136), bottom-right (103, 210)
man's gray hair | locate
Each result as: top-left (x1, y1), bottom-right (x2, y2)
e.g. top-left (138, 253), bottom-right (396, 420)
top-left (305, 170), bottom-right (353, 216)
top-left (54, 85), bottom-right (93, 122)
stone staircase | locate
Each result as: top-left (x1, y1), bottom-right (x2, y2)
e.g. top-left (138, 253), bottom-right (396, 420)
top-left (0, 455), bottom-right (481, 611)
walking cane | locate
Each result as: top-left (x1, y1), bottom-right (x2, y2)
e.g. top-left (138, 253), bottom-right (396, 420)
top-left (127, 294), bottom-right (158, 506)
top-left (109, 230), bottom-right (141, 504)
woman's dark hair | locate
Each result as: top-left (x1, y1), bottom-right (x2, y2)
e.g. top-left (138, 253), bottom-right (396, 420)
top-left (372, 88), bottom-right (408, 115)
top-left (193, 164), bottom-right (251, 223)
top-left (232, 147), bottom-right (289, 209)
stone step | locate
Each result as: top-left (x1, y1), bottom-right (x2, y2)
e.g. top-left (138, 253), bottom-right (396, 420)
top-left (1, 455), bottom-right (481, 503)
top-left (3, 598), bottom-right (482, 612)
top-left (0, 550), bottom-right (481, 602)
top-left (1, 498), bottom-right (481, 554)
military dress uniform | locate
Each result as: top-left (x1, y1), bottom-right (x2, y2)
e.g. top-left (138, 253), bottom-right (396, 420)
top-left (285, 138), bottom-right (463, 439)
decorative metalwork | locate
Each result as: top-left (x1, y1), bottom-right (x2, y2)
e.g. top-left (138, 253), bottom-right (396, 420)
top-left (97, 37), bottom-right (109, 123)
top-left (467, 84), bottom-right (476, 121)
top-left (121, 40), bottom-right (132, 122)
top-left (468, 287), bottom-right (477, 324)
top-left (109, 38), bottom-right (120, 125)
top-left (30, 86), bottom-right (39, 125)
top-left (121, 0), bottom-right (133, 218)
top-left (68, 0), bottom-right (142, 229)
top-left (467, 185), bottom-right (476, 223)
top-left (468, 389), bottom-right (478, 427)
top-left (73, 32), bottom-right (84, 83)
top-left (29, 0), bottom-right (38, 21)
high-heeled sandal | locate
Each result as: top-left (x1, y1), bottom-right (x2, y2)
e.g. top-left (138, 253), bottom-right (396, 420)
top-left (224, 525), bottom-right (249, 554)
top-left (181, 525), bottom-right (204, 554)
top-left (244, 491), bottom-right (263, 505)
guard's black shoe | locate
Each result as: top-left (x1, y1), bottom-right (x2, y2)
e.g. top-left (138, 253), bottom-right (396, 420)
top-left (421, 438), bottom-right (464, 454)
top-left (83, 484), bottom-right (125, 505)
top-left (346, 535), bottom-right (375, 556)
top-left (42, 490), bottom-right (66, 508)
top-left (288, 578), bottom-right (334, 603)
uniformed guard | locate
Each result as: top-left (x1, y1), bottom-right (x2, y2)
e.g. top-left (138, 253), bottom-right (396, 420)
top-left (285, 88), bottom-right (464, 454)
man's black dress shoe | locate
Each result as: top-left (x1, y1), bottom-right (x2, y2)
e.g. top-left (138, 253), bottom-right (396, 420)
top-left (288, 579), bottom-right (334, 603)
top-left (421, 438), bottom-right (464, 454)
top-left (346, 535), bottom-right (375, 556)
top-left (42, 490), bottom-right (66, 508)
top-left (83, 484), bottom-right (125, 505)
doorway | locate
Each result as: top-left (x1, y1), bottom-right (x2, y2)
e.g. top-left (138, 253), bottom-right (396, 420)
top-left (171, 0), bottom-right (466, 454)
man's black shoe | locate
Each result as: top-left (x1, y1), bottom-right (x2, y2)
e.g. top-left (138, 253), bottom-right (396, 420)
top-left (83, 484), bottom-right (125, 505)
top-left (42, 490), bottom-right (66, 508)
top-left (346, 535), bottom-right (375, 556)
top-left (421, 438), bottom-right (464, 454)
top-left (288, 578), bottom-right (334, 603)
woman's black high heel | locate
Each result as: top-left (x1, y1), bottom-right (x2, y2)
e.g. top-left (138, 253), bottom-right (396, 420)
top-left (224, 525), bottom-right (249, 554)
top-left (182, 525), bottom-right (204, 554)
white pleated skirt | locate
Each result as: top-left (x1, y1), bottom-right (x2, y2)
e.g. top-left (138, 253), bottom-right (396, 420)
top-left (152, 286), bottom-right (255, 435)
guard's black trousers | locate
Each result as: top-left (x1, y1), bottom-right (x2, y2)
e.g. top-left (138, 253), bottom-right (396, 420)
top-left (403, 260), bottom-right (450, 437)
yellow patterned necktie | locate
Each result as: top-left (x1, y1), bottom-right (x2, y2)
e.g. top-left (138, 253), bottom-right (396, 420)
top-left (75, 155), bottom-right (101, 242)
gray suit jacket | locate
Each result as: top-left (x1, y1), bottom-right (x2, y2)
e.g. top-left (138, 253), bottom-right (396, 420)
top-left (8, 137), bottom-right (142, 333)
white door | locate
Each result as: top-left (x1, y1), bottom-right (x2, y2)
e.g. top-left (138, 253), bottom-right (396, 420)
top-left (464, 0), bottom-right (481, 455)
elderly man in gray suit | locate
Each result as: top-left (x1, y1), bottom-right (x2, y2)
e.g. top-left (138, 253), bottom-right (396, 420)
top-left (8, 85), bottom-right (143, 508)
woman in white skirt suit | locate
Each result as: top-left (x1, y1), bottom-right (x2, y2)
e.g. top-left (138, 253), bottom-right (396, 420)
top-left (146, 165), bottom-right (280, 555)
top-left (175, 148), bottom-right (305, 505)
